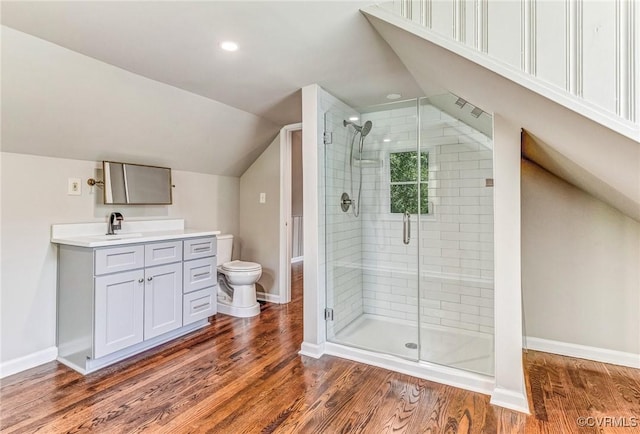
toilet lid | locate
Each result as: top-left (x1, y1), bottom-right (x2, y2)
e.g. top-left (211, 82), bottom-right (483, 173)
top-left (222, 260), bottom-right (261, 272)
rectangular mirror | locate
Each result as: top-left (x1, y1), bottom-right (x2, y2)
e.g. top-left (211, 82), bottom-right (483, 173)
top-left (103, 161), bottom-right (172, 205)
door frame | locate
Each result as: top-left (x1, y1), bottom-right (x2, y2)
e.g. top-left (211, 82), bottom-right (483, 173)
top-left (279, 122), bottom-right (302, 303)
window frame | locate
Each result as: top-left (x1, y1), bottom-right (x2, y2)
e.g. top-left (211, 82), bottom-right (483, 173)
top-left (387, 149), bottom-right (430, 216)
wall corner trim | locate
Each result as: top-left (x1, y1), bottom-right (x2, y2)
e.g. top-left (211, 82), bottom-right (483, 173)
top-left (490, 386), bottom-right (531, 414)
top-left (525, 336), bottom-right (640, 369)
top-left (298, 342), bottom-right (325, 359)
top-left (256, 292), bottom-right (281, 304)
top-left (0, 346), bottom-right (58, 379)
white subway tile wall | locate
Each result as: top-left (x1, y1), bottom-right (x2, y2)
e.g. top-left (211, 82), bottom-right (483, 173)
top-left (320, 91), bottom-right (494, 342)
top-left (358, 103), bottom-right (495, 335)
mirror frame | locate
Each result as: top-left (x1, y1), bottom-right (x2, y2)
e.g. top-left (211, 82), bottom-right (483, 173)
top-left (102, 161), bottom-right (173, 205)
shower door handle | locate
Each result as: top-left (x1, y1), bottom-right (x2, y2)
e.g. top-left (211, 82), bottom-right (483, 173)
top-left (403, 211), bottom-right (411, 245)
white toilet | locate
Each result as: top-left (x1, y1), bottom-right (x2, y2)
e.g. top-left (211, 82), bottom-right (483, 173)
top-left (216, 234), bottom-right (262, 317)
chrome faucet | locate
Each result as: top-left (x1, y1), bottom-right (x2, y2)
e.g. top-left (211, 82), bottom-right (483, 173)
top-left (106, 212), bottom-right (124, 235)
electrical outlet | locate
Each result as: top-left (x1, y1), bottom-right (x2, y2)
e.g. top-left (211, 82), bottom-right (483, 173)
top-left (68, 178), bottom-right (81, 196)
top-left (259, 193), bottom-right (266, 204)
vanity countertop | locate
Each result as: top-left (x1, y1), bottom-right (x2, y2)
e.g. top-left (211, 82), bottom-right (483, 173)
top-left (51, 219), bottom-right (220, 248)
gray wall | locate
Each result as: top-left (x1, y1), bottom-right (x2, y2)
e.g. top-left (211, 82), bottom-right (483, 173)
top-left (521, 159), bottom-right (640, 354)
top-left (0, 152), bottom-right (240, 366)
top-left (291, 130), bottom-right (303, 217)
top-left (238, 134), bottom-right (281, 297)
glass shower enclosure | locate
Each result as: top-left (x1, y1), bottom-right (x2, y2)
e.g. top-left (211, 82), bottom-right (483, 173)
top-left (324, 95), bottom-right (495, 376)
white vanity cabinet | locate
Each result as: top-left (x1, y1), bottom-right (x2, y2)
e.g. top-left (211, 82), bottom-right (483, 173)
top-left (56, 234), bottom-right (217, 374)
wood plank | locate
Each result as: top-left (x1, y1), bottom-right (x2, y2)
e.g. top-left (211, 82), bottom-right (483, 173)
top-left (2, 261), bottom-right (639, 433)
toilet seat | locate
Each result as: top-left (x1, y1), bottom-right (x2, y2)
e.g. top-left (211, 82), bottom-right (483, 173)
top-left (221, 260), bottom-right (262, 272)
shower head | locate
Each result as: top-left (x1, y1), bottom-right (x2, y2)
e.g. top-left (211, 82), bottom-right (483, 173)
top-left (343, 119), bottom-right (373, 137)
top-left (360, 120), bottom-right (372, 137)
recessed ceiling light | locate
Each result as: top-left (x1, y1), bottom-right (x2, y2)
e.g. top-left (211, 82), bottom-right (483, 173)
top-left (349, 116), bottom-right (359, 121)
top-left (383, 138), bottom-right (391, 142)
top-left (220, 41), bottom-right (239, 52)
top-left (386, 93), bottom-right (402, 100)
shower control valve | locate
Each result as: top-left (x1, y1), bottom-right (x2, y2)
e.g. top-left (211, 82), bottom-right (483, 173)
top-left (340, 192), bottom-right (353, 212)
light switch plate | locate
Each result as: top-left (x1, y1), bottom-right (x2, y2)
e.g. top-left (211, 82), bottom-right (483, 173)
top-left (68, 178), bottom-right (81, 195)
top-left (259, 193), bottom-right (266, 204)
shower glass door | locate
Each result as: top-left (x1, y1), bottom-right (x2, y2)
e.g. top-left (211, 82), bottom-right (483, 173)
top-left (323, 102), bottom-right (421, 361)
top-left (322, 95), bottom-right (495, 377)
top-left (417, 96), bottom-right (495, 375)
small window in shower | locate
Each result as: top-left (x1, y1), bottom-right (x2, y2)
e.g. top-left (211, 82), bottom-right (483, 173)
top-left (389, 151), bottom-right (429, 214)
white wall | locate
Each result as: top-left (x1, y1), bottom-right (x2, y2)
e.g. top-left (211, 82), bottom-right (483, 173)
top-left (301, 85), bottom-right (322, 350)
top-left (522, 159), bottom-right (640, 354)
top-left (490, 115), bottom-right (528, 412)
top-left (0, 152), bottom-right (239, 371)
top-left (385, 0), bottom-right (639, 140)
top-left (238, 135), bottom-right (282, 298)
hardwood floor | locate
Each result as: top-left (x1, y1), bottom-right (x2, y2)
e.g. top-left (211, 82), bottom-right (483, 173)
top-left (2, 262), bottom-right (640, 433)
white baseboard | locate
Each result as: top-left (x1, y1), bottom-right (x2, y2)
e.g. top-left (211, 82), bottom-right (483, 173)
top-left (257, 291), bottom-right (281, 304)
top-left (490, 386), bottom-right (530, 414)
top-left (325, 342), bottom-right (495, 396)
top-left (291, 256), bottom-right (304, 264)
top-left (525, 336), bottom-right (640, 369)
top-left (299, 342), bottom-right (325, 359)
top-left (0, 346), bottom-right (58, 379)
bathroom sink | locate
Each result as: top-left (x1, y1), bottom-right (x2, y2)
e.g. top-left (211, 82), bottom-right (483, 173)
top-left (88, 233), bottom-right (143, 241)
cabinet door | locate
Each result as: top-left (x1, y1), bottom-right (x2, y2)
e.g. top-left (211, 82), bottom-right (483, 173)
top-left (95, 270), bottom-right (144, 358)
top-left (144, 262), bottom-right (183, 340)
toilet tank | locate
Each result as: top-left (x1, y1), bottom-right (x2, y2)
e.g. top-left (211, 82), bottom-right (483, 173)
top-left (216, 234), bottom-right (233, 265)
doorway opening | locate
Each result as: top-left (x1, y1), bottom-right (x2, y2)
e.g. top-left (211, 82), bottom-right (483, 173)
top-left (279, 123), bottom-right (303, 303)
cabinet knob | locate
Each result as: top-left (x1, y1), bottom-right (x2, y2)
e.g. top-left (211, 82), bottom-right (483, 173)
top-left (138, 278), bottom-right (144, 283)
top-left (147, 277), bottom-right (153, 281)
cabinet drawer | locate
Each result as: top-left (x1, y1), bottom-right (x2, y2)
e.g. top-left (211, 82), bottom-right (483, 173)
top-left (183, 287), bottom-right (216, 325)
top-left (183, 257), bottom-right (217, 293)
top-left (183, 237), bottom-right (216, 260)
top-left (145, 241), bottom-right (183, 267)
top-left (95, 245), bottom-right (145, 275)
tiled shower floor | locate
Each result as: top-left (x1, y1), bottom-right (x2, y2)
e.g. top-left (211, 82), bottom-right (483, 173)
top-left (332, 314), bottom-right (494, 376)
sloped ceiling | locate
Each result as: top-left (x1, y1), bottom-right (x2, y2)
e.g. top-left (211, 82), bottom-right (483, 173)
top-left (523, 132), bottom-right (640, 222)
top-left (363, 8), bottom-right (640, 220)
top-left (1, 1), bottom-right (423, 176)
top-left (1, 26), bottom-right (280, 177)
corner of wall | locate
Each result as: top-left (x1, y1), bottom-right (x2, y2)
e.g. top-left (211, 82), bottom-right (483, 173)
top-left (490, 386), bottom-right (530, 414)
top-left (238, 134), bottom-right (282, 296)
top-left (301, 84), bottom-right (322, 347)
top-left (492, 115), bottom-right (528, 413)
